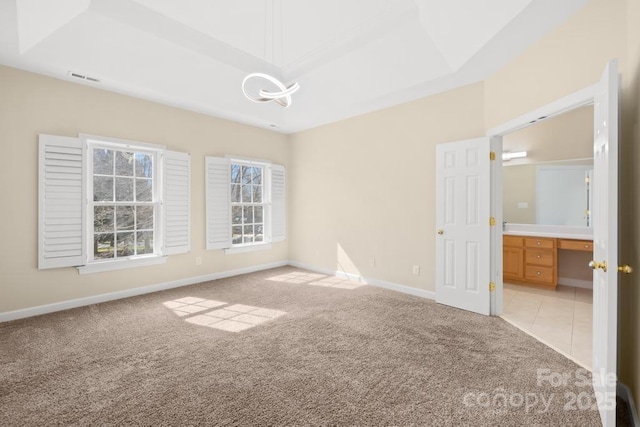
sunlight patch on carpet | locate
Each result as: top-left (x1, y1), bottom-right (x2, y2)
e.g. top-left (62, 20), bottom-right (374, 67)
top-left (163, 297), bottom-right (227, 317)
top-left (267, 271), bottom-right (366, 289)
top-left (185, 304), bottom-right (286, 332)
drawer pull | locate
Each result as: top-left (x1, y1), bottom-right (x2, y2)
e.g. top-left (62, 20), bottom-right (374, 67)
top-left (536, 271), bottom-right (541, 276)
top-left (585, 245), bottom-right (589, 248)
top-left (536, 255), bottom-right (541, 259)
top-left (536, 241), bottom-right (541, 246)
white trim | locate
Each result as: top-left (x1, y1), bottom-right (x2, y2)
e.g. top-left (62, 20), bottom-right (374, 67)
top-left (288, 261), bottom-right (435, 300)
top-left (487, 84), bottom-right (596, 137)
top-left (557, 277), bottom-right (593, 289)
top-left (1, 261), bottom-right (289, 323)
top-left (490, 136), bottom-right (504, 316)
top-left (79, 133), bottom-right (166, 151)
top-left (225, 243), bottom-right (272, 255)
top-left (224, 154), bottom-right (272, 165)
top-left (77, 256), bottom-right (167, 274)
top-left (618, 382), bottom-right (640, 427)
top-left (500, 315), bottom-right (592, 372)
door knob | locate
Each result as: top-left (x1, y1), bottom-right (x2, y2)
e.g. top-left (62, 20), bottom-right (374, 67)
top-left (437, 229), bottom-right (444, 235)
top-left (618, 265), bottom-right (633, 274)
top-left (589, 260), bottom-right (607, 272)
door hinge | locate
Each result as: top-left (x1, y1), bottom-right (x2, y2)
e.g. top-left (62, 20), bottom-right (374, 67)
top-left (489, 216), bottom-right (496, 226)
top-left (489, 282), bottom-right (496, 292)
top-left (490, 151), bottom-right (496, 161)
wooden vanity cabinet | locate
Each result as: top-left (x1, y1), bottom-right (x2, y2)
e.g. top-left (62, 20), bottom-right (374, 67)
top-left (503, 235), bottom-right (558, 289)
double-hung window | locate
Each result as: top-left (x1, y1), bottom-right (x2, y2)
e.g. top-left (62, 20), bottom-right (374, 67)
top-left (205, 157), bottom-right (285, 252)
top-left (89, 144), bottom-right (159, 261)
top-left (231, 162), bottom-right (265, 245)
top-left (38, 134), bottom-right (190, 272)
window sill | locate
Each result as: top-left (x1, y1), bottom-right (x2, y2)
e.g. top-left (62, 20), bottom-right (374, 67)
top-left (224, 243), bottom-right (272, 255)
top-left (77, 256), bottom-right (167, 275)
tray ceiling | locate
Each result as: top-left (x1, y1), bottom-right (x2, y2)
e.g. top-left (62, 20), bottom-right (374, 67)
top-left (0, 0), bottom-right (589, 132)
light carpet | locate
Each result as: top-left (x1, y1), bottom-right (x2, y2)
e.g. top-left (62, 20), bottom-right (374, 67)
top-left (0, 266), bottom-right (603, 425)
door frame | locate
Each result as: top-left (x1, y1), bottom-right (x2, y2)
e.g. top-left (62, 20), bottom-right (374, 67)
top-left (486, 84), bottom-right (597, 315)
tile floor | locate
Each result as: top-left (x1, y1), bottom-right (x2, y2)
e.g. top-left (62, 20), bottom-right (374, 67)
top-left (501, 283), bottom-right (593, 369)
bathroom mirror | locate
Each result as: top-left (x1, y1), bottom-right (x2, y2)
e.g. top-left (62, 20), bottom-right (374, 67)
top-left (503, 159), bottom-right (593, 227)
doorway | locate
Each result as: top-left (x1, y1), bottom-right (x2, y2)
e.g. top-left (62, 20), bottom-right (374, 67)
top-left (497, 105), bottom-right (595, 369)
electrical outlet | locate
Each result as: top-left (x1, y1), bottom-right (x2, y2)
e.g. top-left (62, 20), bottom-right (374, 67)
top-left (412, 265), bottom-right (420, 275)
top-left (369, 258), bottom-right (376, 268)
top-left (196, 256), bottom-right (202, 265)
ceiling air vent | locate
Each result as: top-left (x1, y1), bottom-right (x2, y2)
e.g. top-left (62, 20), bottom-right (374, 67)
top-left (67, 71), bottom-right (100, 83)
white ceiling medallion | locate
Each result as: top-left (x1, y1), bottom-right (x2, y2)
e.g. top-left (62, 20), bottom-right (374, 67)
top-left (242, 0), bottom-right (299, 108)
top-left (242, 73), bottom-right (300, 108)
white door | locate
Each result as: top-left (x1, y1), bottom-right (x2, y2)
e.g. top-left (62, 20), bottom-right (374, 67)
top-left (591, 59), bottom-right (619, 426)
top-left (435, 138), bottom-right (491, 315)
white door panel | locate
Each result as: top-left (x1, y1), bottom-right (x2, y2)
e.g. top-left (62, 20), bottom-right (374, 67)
top-left (591, 59), bottom-right (619, 426)
top-left (436, 138), bottom-right (491, 315)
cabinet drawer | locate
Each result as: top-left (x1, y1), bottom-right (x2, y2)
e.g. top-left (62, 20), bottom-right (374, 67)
top-left (525, 265), bottom-right (555, 284)
top-left (524, 238), bottom-right (555, 249)
top-left (525, 250), bottom-right (554, 267)
top-left (504, 236), bottom-right (523, 247)
top-left (558, 239), bottom-right (593, 252)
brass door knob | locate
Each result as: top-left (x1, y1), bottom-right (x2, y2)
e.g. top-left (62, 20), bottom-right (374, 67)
top-left (589, 260), bottom-right (608, 272)
top-left (618, 265), bottom-right (633, 274)
top-left (437, 229), bottom-right (444, 235)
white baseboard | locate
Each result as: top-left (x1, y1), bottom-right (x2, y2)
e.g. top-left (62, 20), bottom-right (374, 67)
top-left (0, 261), bottom-right (289, 323)
top-left (2, 260), bottom-right (435, 323)
top-left (288, 261), bottom-right (435, 300)
top-left (618, 382), bottom-right (640, 426)
top-left (558, 277), bottom-right (593, 289)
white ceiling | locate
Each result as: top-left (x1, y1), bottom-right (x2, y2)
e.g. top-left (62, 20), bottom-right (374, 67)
top-left (0, 0), bottom-right (589, 133)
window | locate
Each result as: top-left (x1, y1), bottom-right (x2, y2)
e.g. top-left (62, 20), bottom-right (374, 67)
top-left (38, 134), bottom-right (190, 272)
top-left (205, 157), bottom-right (285, 252)
top-left (89, 145), bottom-right (159, 260)
top-left (231, 163), bottom-right (265, 245)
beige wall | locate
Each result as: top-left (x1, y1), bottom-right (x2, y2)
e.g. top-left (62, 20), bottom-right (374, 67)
top-left (502, 106), bottom-right (593, 164)
top-left (0, 65), bottom-right (289, 313)
top-left (484, 0), bottom-right (627, 130)
top-left (289, 83), bottom-right (485, 290)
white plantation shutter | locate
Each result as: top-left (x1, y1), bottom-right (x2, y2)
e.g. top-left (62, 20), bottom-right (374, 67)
top-left (163, 151), bottom-right (190, 255)
top-left (38, 134), bottom-right (85, 269)
top-left (206, 157), bottom-right (231, 250)
top-left (271, 164), bottom-right (286, 242)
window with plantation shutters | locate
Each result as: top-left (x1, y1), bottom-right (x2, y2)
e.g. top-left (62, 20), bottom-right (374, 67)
top-left (205, 156), bottom-right (286, 252)
top-left (38, 133), bottom-right (190, 272)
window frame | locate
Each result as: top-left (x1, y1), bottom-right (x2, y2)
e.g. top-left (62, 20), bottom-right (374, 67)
top-left (205, 155), bottom-right (284, 254)
top-left (228, 158), bottom-right (271, 249)
top-left (229, 158), bottom-right (271, 249)
top-left (82, 135), bottom-right (165, 267)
